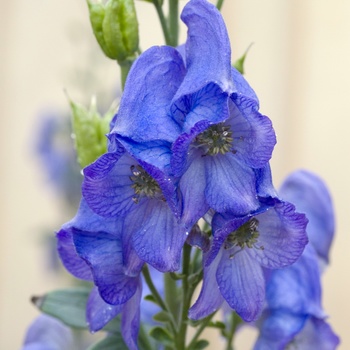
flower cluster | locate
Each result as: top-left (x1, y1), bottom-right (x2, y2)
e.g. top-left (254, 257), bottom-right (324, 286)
top-left (51, 0), bottom-right (337, 349)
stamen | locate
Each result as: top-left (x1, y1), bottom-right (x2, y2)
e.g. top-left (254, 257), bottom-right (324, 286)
top-left (224, 218), bottom-right (263, 252)
top-left (129, 165), bottom-right (162, 203)
top-left (195, 123), bottom-right (234, 156)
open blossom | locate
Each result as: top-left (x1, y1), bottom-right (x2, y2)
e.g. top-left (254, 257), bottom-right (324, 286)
top-left (189, 196), bottom-right (308, 322)
top-left (111, 0), bottom-right (276, 229)
top-left (254, 170), bottom-right (339, 349)
top-left (56, 199), bottom-right (142, 349)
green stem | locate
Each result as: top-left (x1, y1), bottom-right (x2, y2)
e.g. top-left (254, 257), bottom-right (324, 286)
top-left (119, 58), bottom-right (134, 90)
top-left (164, 272), bottom-right (180, 324)
top-left (168, 0), bottom-right (179, 47)
top-left (176, 244), bottom-right (192, 349)
top-left (152, 0), bottom-right (172, 45)
top-left (216, 0), bottom-right (225, 11)
top-left (138, 324), bottom-right (154, 350)
top-left (142, 265), bottom-right (177, 332)
top-left (225, 313), bottom-right (242, 350)
top-left (186, 312), bottom-right (216, 350)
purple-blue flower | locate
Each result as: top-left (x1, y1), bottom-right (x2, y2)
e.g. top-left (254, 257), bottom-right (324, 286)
top-left (189, 197), bottom-right (308, 322)
top-left (254, 170), bottom-right (339, 349)
top-left (56, 199), bottom-right (142, 349)
top-left (21, 314), bottom-right (75, 350)
top-left (110, 0), bottom-right (276, 228)
top-left (82, 147), bottom-right (188, 272)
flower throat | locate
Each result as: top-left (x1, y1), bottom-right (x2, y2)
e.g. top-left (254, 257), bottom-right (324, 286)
top-left (130, 165), bottom-right (162, 203)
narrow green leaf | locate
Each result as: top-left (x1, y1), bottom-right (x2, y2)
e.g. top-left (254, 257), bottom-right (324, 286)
top-left (153, 311), bottom-right (172, 323)
top-left (193, 339), bottom-right (210, 350)
top-left (144, 294), bottom-right (157, 304)
top-left (87, 334), bottom-right (128, 350)
top-left (232, 43), bottom-right (253, 75)
top-left (149, 326), bottom-right (173, 346)
top-left (208, 320), bottom-right (226, 330)
top-left (31, 287), bottom-right (91, 329)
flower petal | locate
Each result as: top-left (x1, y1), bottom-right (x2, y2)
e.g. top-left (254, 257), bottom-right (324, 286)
top-left (252, 200), bottom-right (308, 269)
top-left (87, 287), bottom-right (122, 333)
top-left (111, 46), bottom-right (184, 143)
top-left (73, 229), bottom-right (139, 305)
top-left (177, 0), bottom-right (233, 96)
top-left (189, 251), bottom-right (223, 320)
top-left (216, 248), bottom-right (265, 322)
top-left (127, 200), bottom-right (187, 272)
top-left (205, 153), bottom-right (259, 214)
top-left (82, 152), bottom-right (137, 217)
top-left (279, 169), bottom-right (335, 265)
top-left (121, 280), bottom-right (142, 350)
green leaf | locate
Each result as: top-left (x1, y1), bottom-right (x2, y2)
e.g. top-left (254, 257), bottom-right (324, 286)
top-left (144, 294), bottom-right (157, 304)
top-left (149, 326), bottom-right (173, 346)
top-left (32, 287), bottom-right (91, 329)
top-left (193, 339), bottom-right (210, 350)
top-left (152, 311), bottom-right (172, 323)
top-left (208, 320), bottom-right (226, 330)
top-left (232, 43), bottom-right (253, 75)
top-left (87, 334), bottom-right (128, 350)
top-left (69, 96), bottom-right (116, 168)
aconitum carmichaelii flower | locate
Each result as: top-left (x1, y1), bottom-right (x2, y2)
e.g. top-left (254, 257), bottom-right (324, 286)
top-left (82, 144), bottom-right (188, 272)
top-left (189, 197), bottom-right (308, 322)
top-left (56, 199), bottom-right (142, 350)
top-left (253, 170), bottom-right (339, 349)
top-left (21, 314), bottom-right (75, 350)
top-left (110, 0), bottom-right (276, 229)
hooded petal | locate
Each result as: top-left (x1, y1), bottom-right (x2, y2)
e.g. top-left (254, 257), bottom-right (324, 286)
top-left (189, 250), bottom-right (224, 320)
top-left (231, 67), bottom-right (259, 105)
top-left (279, 169), bottom-right (335, 265)
top-left (217, 248), bottom-right (265, 322)
top-left (126, 199), bottom-right (187, 272)
top-left (111, 46), bottom-right (185, 143)
top-left (87, 287), bottom-right (122, 333)
top-left (73, 229), bottom-right (139, 305)
top-left (176, 0), bottom-right (233, 97)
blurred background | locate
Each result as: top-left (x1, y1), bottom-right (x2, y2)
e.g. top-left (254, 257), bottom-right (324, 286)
top-left (1, 0), bottom-right (349, 348)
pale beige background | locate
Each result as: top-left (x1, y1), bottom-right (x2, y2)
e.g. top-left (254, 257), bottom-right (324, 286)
top-left (1, 0), bottom-right (349, 349)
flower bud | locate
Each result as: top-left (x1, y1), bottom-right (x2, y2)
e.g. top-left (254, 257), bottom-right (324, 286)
top-left (87, 0), bottom-right (139, 62)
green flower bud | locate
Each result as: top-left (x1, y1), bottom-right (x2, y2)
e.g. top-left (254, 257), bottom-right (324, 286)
top-left (68, 96), bottom-right (117, 168)
top-left (87, 0), bottom-right (139, 62)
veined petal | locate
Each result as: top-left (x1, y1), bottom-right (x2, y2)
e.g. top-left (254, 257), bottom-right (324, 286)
top-left (265, 244), bottom-right (324, 318)
top-left (73, 229), bottom-right (139, 305)
top-left (293, 317), bottom-right (340, 350)
top-left (127, 199), bottom-right (187, 272)
top-left (217, 248), bottom-right (265, 322)
top-left (189, 251), bottom-right (224, 320)
top-left (82, 153), bottom-right (138, 217)
top-left (121, 280), bottom-right (142, 350)
top-left (111, 46), bottom-right (184, 143)
top-left (56, 228), bottom-right (92, 281)
top-left (279, 169), bottom-right (335, 265)
top-left (228, 96), bottom-right (276, 168)
top-left (177, 0), bottom-right (233, 97)
top-left (87, 287), bottom-right (122, 333)
top-left (252, 200), bottom-right (308, 269)
top-left (254, 311), bottom-right (307, 350)
top-left (254, 164), bottom-right (278, 198)
top-left (205, 153), bottom-right (259, 214)
top-left (178, 150), bottom-right (210, 228)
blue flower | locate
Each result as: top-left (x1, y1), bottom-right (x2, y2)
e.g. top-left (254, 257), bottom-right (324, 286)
top-left (82, 147), bottom-right (188, 272)
top-left (189, 197), bottom-right (308, 322)
top-left (110, 0), bottom-right (276, 228)
top-left (253, 170), bottom-right (339, 349)
top-left (21, 314), bottom-right (75, 350)
top-left (279, 169), bottom-right (335, 266)
top-left (57, 199), bottom-right (142, 349)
